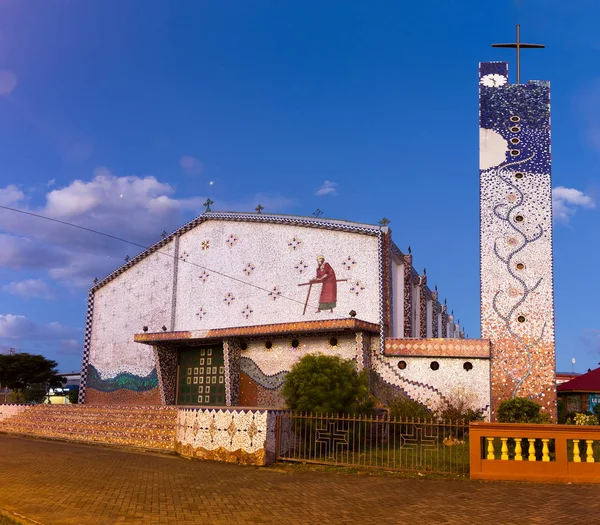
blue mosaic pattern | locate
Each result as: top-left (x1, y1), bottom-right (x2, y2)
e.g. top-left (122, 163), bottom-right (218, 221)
top-left (86, 364), bottom-right (159, 393)
top-left (479, 61), bottom-right (555, 411)
top-left (239, 357), bottom-right (288, 390)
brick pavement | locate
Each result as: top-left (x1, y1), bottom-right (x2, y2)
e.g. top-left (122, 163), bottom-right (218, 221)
top-left (0, 435), bottom-right (598, 525)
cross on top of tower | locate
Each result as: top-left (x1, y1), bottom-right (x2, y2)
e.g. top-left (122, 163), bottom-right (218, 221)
top-left (255, 204), bottom-right (264, 214)
top-left (491, 24), bottom-right (545, 84)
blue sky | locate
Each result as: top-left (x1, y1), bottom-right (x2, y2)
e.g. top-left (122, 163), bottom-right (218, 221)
top-left (0, 0), bottom-right (598, 374)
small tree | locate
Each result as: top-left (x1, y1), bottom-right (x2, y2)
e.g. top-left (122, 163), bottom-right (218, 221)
top-left (497, 397), bottom-right (551, 424)
top-left (282, 354), bottom-right (373, 415)
top-left (0, 353), bottom-right (66, 403)
top-left (68, 387), bottom-right (80, 404)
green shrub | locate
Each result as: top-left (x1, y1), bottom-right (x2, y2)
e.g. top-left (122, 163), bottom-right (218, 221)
top-left (593, 403), bottom-right (600, 421)
top-left (68, 388), bottom-right (79, 404)
top-left (282, 354), bottom-right (373, 415)
top-left (567, 413), bottom-right (599, 426)
top-left (497, 397), bottom-right (551, 424)
top-left (388, 397), bottom-right (431, 421)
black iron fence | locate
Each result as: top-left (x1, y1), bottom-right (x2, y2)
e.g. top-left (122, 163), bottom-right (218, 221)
top-left (275, 412), bottom-right (470, 476)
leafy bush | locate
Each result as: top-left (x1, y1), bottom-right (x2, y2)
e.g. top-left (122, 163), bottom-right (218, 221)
top-left (497, 397), bottom-right (551, 424)
top-left (388, 397), bottom-right (431, 421)
top-left (593, 403), bottom-right (600, 421)
top-left (438, 386), bottom-right (485, 423)
top-left (68, 388), bottom-right (79, 404)
top-left (567, 413), bottom-right (599, 426)
top-left (282, 354), bottom-right (373, 415)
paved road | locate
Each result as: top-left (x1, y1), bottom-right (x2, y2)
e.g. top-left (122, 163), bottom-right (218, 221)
top-left (0, 435), bottom-right (598, 525)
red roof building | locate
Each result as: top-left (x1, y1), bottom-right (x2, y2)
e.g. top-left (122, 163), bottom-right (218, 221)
top-left (557, 367), bottom-right (600, 413)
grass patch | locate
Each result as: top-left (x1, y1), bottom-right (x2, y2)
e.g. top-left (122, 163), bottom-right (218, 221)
top-left (0, 513), bottom-right (24, 525)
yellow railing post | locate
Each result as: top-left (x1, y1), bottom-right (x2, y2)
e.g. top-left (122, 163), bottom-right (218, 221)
top-left (486, 437), bottom-right (495, 460)
top-left (501, 437), bottom-right (509, 461)
top-left (514, 438), bottom-right (522, 461)
top-left (573, 440), bottom-right (581, 463)
top-left (542, 439), bottom-right (550, 462)
top-left (586, 440), bottom-right (595, 463)
top-left (527, 439), bottom-right (536, 462)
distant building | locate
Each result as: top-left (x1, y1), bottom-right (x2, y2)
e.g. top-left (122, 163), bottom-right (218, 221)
top-left (557, 367), bottom-right (600, 413)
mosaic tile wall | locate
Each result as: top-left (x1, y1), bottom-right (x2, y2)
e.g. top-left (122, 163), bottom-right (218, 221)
top-left (479, 62), bottom-right (556, 418)
top-left (174, 220), bottom-right (380, 331)
top-left (237, 333), bottom-right (358, 407)
top-left (175, 408), bottom-right (289, 465)
top-left (0, 404), bottom-right (31, 421)
top-left (84, 240), bottom-right (176, 404)
top-left (372, 352), bottom-right (491, 417)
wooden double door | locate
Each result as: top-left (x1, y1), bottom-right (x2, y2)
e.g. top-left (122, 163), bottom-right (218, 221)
top-left (177, 345), bottom-right (225, 406)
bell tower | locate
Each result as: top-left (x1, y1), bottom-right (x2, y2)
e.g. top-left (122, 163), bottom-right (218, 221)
top-left (479, 29), bottom-right (556, 419)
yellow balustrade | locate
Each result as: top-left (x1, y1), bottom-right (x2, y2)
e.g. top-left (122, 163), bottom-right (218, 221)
top-left (470, 423), bottom-right (600, 483)
top-left (527, 439), bottom-right (536, 462)
top-left (501, 437), bottom-right (509, 460)
top-left (514, 438), bottom-right (522, 461)
top-left (542, 439), bottom-right (550, 462)
top-left (573, 440), bottom-right (581, 463)
top-left (486, 437), bottom-right (495, 460)
top-left (586, 440), bottom-right (595, 463)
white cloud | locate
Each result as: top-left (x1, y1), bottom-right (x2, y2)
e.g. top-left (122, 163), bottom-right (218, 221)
top-left (552, 186), bottom-right (595, 224)
top-left (0, 168), bottom-right (295, 287)
top-left (315, 181), bottom-right (338, 197)
top-left (59, 339), bottom-right (82, 355)
top-left (3, 279), bottom-right (55, 299)
top-left (179, 155), bottom-right (204, 175)
top-left (0, 70), bottom-right (17, 96)
top-left (0, 314), bottom-right (80, 340)
top-left (0, 185), bottom-right (24, 206)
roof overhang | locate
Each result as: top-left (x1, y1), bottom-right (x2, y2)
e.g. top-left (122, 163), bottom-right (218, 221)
top-left (384, 338), bottom-right (491, 358)
top-left (134, 318), bottom-right (380, 345)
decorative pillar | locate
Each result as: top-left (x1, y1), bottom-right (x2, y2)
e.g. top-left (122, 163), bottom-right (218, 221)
top-left (402, 253), bottom-right (413, 338)
top-left (479, 61), bottom-right (556, 419)
top-left (223, 339), bottom-right (241, 406)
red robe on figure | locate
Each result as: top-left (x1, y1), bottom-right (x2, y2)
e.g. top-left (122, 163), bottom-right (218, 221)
top-left (315, 262), bottom-right (337, 311)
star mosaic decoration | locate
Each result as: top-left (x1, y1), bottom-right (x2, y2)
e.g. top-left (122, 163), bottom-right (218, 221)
top-left (225, 234), bottom-right (239, 247)
top-left (342, 256), bottom-right (356, 270)
top-left (196, 307), bottom-right (207, 320)
top-left (349, 280), bottom-right (366, 296)
top-left (223, 292), bottom-right (235, 306)
top-left (268, 286), bottom-right (282, 301)
top-left (243, 263), bottom-right (256, 277)
top-left (199, 270), bottom-right (210, 283)
top-left (241, 305), bottom-right (254, 319)
top-left (288, 237), bottom-right (302, 251)
top-left (201, 240), bottom-right (210, 251)
top-left (179, 250), bottom-right (190, 261)
top-left (294, 260), bottom-right (309, 274)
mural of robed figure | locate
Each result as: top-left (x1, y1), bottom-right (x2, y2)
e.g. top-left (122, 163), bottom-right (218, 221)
top-left (313, 255), bottom-right (336, 313)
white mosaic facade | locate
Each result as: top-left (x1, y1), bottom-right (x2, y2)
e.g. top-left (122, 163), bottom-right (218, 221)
top-left (373, 354), bottom-right (491, 416)
top-left (239, 334), bottom-right (357, 377)
top-left (88, 240), bottom-right (176, 380)
top-left (174, 220), bottom-right (380, 330)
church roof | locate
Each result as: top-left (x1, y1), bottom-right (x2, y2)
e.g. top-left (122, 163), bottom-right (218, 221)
top-left (91, 211), bottom-right (392, 293)
top-left (557, 367), bottom-right (600, 393)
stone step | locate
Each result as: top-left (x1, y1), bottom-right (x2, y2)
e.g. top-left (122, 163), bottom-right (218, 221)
top-left (0, 405), bottom-right (179, 451)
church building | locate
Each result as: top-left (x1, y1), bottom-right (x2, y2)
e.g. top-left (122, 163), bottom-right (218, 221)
top-left (79, 57), bottom-right (557, 421)
top-left (79, 211), bottom-right (491, 414)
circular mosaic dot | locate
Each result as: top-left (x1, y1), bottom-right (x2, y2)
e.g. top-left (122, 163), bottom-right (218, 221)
top-left (517, 315), bottom-right (526, 323)
top-left (510, 149), bottom-right (520, 157)
top-left (510, 138), bottom-right (521, 145)
top-left (515, 172), bottom-right (524, 179)
top-left (516, 262), bottom-right (526, 270)
top-left (514, 215), bottom-right (524, 222)
top-left (510, 125), bottom-right (520, 133)
top-left (510, 116), bottom-right (520, 122)
top-left (430, 361), bottom-right (440, 371)
top-left (398, 360), bottom-right (407, 370)
top-left (507, 237), bottom-right (518, 246)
